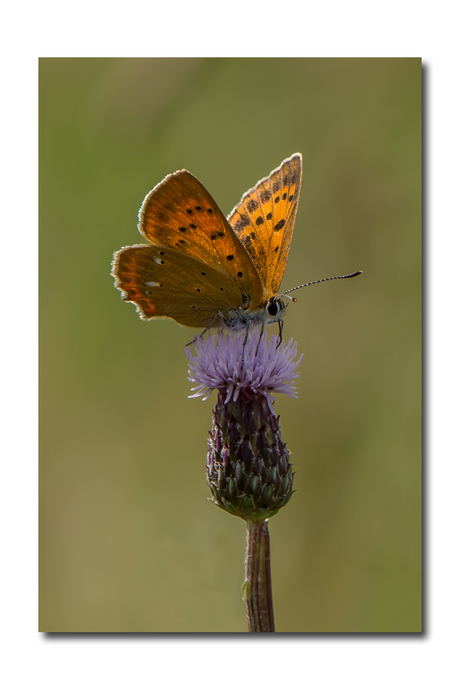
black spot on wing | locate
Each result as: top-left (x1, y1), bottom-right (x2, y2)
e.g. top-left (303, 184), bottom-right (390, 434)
top-left (234, 213), bottom-right (251, 232)
top-left (242, 232), bottom-right (256, 248)
top-left (260, 188), bottom-right (271, 203)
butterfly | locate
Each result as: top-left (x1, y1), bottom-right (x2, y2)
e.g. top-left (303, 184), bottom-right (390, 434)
top-left (112, 154), bottom-right (361, 340)
top-left (112, 154), bottom-right (303, 338)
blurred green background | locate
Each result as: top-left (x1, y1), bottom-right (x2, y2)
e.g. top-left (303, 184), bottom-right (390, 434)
top-left (39, 58), bottom-right (421, 632)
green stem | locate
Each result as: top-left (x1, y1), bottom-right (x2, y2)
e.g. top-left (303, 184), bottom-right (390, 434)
top-left (243, 519), bottom-right (275, 632)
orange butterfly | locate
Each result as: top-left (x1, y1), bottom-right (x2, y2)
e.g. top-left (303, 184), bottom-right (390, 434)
top-left (112, 154), bottom-right (360, 338)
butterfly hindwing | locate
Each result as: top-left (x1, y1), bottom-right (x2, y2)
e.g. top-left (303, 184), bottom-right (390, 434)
top-left (112, 244), bottom-right (244, 327)
top-left (227, 153), bottom-right (302, 298)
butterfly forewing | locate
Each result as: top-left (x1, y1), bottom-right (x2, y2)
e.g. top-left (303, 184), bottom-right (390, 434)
top-left (227, 153), bottom-right (302, 298)
top-left (113, 244), bottom-right (243, 327)
top-left (138, 170), bottom-right (263, 307)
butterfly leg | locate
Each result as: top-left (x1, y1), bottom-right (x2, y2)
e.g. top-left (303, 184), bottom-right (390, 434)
top-left (255, 321), bottom-right (265, 356)
top-left (186, 311), bottom-right (230, 347)
top-left (276, 318), bottom-right (284, 349)
top-left (240, 322), bottom-right (251, 371)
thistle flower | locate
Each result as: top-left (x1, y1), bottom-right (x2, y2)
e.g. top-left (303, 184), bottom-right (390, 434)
top-left (186, 330), bottom-right (302, 412)
top-left (186, 331), bottom-right (303, 522)
top-left (186, 330), bottom-right (303, 632)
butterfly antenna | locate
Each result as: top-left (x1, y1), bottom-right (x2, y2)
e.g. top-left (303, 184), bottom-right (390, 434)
top-left (279, 271), bottom-right (363, 301)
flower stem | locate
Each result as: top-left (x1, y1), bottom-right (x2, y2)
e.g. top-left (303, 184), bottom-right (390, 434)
top-left (243, 519), bottom-right (275, 632)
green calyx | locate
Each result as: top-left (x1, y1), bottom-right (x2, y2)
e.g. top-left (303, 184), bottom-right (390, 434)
top-left (206, 392), bottom-right (294, 521)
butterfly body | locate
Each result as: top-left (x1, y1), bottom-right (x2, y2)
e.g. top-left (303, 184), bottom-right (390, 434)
top-left (112, 153), bottom-right (302, 332)
top-left (217, 297), bottom-right (288, 332)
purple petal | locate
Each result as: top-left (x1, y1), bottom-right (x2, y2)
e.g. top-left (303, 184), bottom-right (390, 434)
top-left (186, 331), bottom-right (303, 410)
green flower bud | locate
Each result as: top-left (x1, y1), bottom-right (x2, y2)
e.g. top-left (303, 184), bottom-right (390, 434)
top-left (206, 391), bottom-right (294, 521)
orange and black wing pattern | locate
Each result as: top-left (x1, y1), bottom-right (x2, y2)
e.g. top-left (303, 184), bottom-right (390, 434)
top-left (112, 243), bottom-right (245, 327)
top-left (227, 153), bottom-right (302, 299)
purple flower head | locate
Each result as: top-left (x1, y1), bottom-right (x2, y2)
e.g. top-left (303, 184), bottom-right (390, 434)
top-left (186, 331), bottom-right (303, 414)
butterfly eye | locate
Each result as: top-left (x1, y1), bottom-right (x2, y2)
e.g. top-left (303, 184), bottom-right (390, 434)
top-left (266, 300), bottom-right (280, 317)
top-left (266, 298), bottom-right (286, 318)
